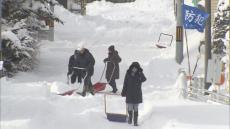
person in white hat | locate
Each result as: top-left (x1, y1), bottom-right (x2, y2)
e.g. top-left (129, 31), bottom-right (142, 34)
top-left (76, 45), bottom-right (95, 96)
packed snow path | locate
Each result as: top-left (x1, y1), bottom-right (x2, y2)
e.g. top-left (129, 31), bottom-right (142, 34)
top-left (1, 0), bottom-right (229, 129)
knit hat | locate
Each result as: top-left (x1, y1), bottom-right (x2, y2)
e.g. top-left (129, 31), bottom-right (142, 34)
top-left (131, 62), bottom-right (140, 69)
top-left (108, 45), bottom-right (115, 51)
top-left (74, 50), bottom-right (79, 55)
top-left (128, 62), bottom-right (142, 73)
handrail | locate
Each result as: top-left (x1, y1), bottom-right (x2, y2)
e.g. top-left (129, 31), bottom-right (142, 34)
top-left (188, 86), bottom-right (230, 99)
top-left (178, 68), bottom-right (229, 105)
top-left (188, 92), bottom-right (230, 105)
top-left (187, 86), bottom-right (230, 105)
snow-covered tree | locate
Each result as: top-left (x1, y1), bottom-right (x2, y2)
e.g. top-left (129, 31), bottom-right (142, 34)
top-left (2, 0), bottom-right (62, 76)
top-left (212, 0), bottom-right (230, 55)
top-left (211, 0), bottom-right (229, 90)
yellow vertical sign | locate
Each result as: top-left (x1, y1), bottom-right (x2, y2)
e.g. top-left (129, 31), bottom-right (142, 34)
top-left (176, 26), bottom-right (183, 42)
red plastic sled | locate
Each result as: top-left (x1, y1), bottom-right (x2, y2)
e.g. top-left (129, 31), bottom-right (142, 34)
top-left (93, 62), bottom-right (115, 93)
top-left (93, 82), bottom-right (107, 92)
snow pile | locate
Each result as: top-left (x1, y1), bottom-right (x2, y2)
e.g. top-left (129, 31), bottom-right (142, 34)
top-left (1, 0), bottom-right (229, 129)
top-left (2, 30), bottom-right (21, 48)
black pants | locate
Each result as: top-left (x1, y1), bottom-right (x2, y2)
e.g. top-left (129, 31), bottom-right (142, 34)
top-left (70, 73), bottom-right (77, 84)
top-left (83, 75), bottom-right (93, 93)
top-left (107, 78), bottom-right (117, 91)
top-left (70, 73), bottom-right (82, 84)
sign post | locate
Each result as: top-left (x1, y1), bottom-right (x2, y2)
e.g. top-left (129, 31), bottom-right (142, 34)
top-left (175, 0), bottom-right (184, 64)
top-left (0, 0), bottom-right (2, 78)
top-left (181, 3), bottom-right (210, 95)
top-left (0, 0), bottom-right (3, 80)
top-left (204, 0), bottom-right (212, 92)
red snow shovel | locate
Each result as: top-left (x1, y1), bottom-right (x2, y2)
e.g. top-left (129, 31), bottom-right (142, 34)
top-left (58, 89), bottom-right (78, 96)
top-left (94, 82), bottom-right (107, 92)
top-left (93, 61), bottom-right (115, 93)
top-left (58, 67), bottom-right (87, 96)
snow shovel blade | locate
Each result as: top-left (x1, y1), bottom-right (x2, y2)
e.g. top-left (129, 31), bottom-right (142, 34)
top-left (93, 82), bottom-right (107, 92)
top-left (96, 91), bottom-right (121, 95)
top-left (106, 113), bottom-right (127, 122)
top-left (156, 44), bottom-right (167, 49)
top-left (58, 89), bottom-right (77, 96)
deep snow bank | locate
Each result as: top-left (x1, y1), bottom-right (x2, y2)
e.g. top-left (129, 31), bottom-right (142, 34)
top-left (1, 0), bottom-right (229, 129)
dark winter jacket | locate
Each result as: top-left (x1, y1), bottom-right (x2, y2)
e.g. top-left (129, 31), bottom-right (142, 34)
top-left (68, 55), bottom-right (78, 75)
top-left (121, 62), bottom-right (146, 104)
top-left (104, 50), bottom-right (121, 81)
top-left (68, 53), bottom-right (83, 83)
top-left (76, 49), bottom-right (95, 77)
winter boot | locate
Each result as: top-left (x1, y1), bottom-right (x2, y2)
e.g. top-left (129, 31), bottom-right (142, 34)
top-left (134, 111), bottom-right (138, 126)
top-left (82, 92), bottom-right (86, 97)
top-left (82, 85), bottom-right (87, 97)
top-left (112, 88), bottom-right (117, 93)
top-left (128, 111), bottom-right (133, 124)
top-left (89, 86), bottom-right (95, 95)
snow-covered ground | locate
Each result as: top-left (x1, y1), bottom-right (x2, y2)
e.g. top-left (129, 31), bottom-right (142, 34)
top-left (1, 0), bottom-right (229, 129)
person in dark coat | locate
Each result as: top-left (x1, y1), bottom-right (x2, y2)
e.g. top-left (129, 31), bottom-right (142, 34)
top-left (103, 45), bottom-right (121, 93)
top-left (121, 62), bottom-right (146, 126)
top-left (76, 47), bottom-right (95, 96)
top-left (67, 50), bottom-right (82, 84)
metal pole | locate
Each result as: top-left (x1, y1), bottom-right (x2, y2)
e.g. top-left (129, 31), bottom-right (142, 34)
top-left (175, 0), bottom-right (184, 64)
top-left (204, 0), bottom-right (212, 91)
top-left (0, 0), bottom-right (2, 52)
top-left (0, 0), bottom-right (2, 78)
top-left (229, 35), bottom-right (230, 93)
top-left (0, 1), bottom-right (2, 122)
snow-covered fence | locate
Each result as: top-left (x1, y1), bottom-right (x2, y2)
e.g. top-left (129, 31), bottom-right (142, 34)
top-left (188, 86), bottom-right (230, 105)
top-left (178, 69), bottom-right (230, 105)
top-left (188, 77), bottom-right (230, 105)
